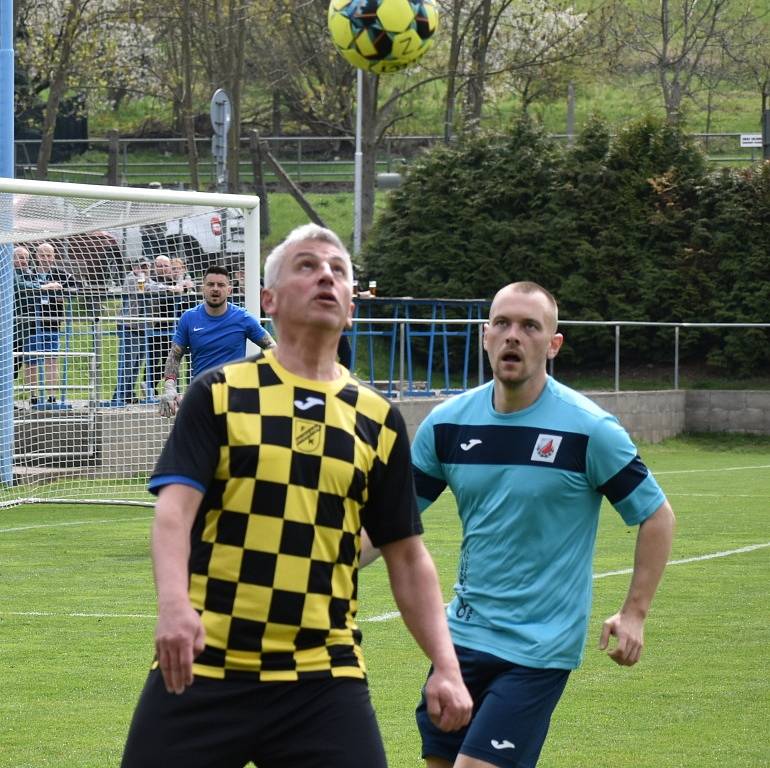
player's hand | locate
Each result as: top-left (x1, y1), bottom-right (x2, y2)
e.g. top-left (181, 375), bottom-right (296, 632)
top-left (599, 610), bottom-right (645, 666)
top-left (424, 666), bottom-right (473, 732)
top-left (155, 601), bottom-right (205, 694)
top-left (159, 379), bottom-right (181, 418)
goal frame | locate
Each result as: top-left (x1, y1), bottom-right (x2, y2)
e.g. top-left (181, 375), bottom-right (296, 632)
top-left (0, 176), bottom-right (260, 500)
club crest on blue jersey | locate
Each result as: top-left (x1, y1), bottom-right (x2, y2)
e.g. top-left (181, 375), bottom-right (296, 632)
top-left (531, 434), bottom-right (563, 463)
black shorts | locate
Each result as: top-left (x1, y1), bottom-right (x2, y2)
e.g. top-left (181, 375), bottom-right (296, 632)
top-left (416, 645), bottom-right (570, 768)
top-left (121, 669), bottom-right (387, 768)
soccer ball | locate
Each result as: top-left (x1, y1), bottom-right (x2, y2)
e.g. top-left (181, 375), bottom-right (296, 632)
top-left (328, 0), bottom-right (439, 75)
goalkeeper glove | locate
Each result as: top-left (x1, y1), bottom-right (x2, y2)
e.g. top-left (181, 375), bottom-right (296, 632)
top-left (158, 378), bottom-right (181, 418)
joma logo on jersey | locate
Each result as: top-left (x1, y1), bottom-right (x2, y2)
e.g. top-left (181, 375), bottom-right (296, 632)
top-left (530, 434), bottom-right (563, 463)
top-left (294, 420), bottom-right (323, 453)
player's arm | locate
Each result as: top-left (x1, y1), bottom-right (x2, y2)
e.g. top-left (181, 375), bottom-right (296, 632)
top-left (152, 482), bottom-right (205, 694)
top-left (159, 342), bottom-right (186, 417)
top-left (379, 535), bottom-right (472, 732)
top-left (256, 330), bottom-right (276, 350)
top-left (599, 499), bottom-right (675, 666)
top-left (361, 414), bottom-right (447, 568)
top-left (359, 527), bottom-right (380, 567)
top-left (246, 313), bottom-right (277, 350)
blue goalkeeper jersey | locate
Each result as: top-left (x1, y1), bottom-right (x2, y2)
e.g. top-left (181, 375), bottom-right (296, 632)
top-left (173, 302), bottom-right (270, 380)
top-left (411, 376), bottom-right (666, 670)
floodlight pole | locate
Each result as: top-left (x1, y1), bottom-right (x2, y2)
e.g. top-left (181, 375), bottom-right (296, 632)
top-left (353, 68), bottom-right (363, 257)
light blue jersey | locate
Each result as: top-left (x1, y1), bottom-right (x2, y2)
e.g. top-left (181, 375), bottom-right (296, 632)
top-left (173, 303), bottom-right (270, 380)
top-left (411, 376), bottom-right (666, 670)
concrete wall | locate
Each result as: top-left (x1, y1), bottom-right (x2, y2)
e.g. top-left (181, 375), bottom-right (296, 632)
top-left (15, 390), bottom-right (770, 486)
top-left (395, 389), bottom-right (770, 444)
top-left (684, 390), bottom-right (770, 436)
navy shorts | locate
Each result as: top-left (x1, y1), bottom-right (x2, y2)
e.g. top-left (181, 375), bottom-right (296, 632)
top-left (416, 645), bottom-right (570, 768)
top-left (121, 669), bottom-right (387, 768)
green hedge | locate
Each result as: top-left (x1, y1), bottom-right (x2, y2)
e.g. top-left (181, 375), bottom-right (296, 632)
top-left (363, 116), bottom-right (770, 375)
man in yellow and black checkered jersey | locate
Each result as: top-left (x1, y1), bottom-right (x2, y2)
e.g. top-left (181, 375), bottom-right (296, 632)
top-left (121, 224), bottom-right (472, 768)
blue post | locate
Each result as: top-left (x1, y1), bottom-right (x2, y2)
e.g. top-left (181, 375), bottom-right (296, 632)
top-left (0, 0), bottom-right (15, 485)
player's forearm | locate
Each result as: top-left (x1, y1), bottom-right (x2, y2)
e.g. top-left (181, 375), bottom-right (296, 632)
top-left (381, 537), bottom-right (459, 674)
top-left (257, 331), bottom-right (276, 350)
top-left (359, 528), bottom-right (381, 568)
top-left (152, 487), bottom-right (201, 608)
top-left (163, 344), bottom-right (186, 381)
top-left (621, 500), bottom-right (675, 618)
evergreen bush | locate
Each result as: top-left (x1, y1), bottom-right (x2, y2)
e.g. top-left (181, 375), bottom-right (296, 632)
top-left (363, 115), bottom-right (770, 376)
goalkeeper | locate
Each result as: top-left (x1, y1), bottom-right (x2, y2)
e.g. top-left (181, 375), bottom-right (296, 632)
top-left (159, 265), bottom-right (275, 417)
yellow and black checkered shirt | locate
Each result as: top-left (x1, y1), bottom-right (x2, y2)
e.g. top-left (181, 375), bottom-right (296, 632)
top-left (150, 350), bottom-right (421, 682)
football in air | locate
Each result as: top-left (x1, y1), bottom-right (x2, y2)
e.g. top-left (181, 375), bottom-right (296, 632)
top-left (328, 0), bottom-right (439, 74)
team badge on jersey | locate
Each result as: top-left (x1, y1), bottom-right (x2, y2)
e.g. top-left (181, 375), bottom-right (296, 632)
top-left (294, 420), bottom-right (324, 453)
top-left (531, 434), bottom-right (563, 463)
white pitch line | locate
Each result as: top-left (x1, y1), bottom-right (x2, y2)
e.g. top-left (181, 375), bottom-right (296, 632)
top-left (2, 610), bottom-right (155, 619)
top-left (654, 464), bottom-right (770, 475)
top-left (2, 542), bottom-right (769, 623)
top-left (362, 541), bottom-right (770, 623)
top-left (666, 492), bottom-right (767, 498)
top-left (0, 516), bottom-right (152, 534)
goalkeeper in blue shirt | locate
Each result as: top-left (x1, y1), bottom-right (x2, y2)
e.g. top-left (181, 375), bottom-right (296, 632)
top-left (158, 265), bottom-right (275, 417)
top-left (364, 281), bottom-right (675, 768)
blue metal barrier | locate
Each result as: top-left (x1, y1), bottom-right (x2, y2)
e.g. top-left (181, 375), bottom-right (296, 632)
top-left (347, 297), bottom-right (490, 396)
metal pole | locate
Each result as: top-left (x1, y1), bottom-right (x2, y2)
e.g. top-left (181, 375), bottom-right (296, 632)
top-left (399, 321), bottom-right (405, 398)
top-left (479, 323), bottom-right (484, 386)
top-left (353, 69), bottom-right (363, 256)
top-left (614, 324), bottom-right (620, 392)
top-left (674, 326), bottom-right (680, 390)
top-left (0, 0), bottom-right (13, 485)
top-left (243, 205), bottom-right (261, 355)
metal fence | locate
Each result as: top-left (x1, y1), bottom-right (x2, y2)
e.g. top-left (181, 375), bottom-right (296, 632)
top-left (14, 132), bottom-right (767, 188)
top-left (16, 296), bottom-right (766, 411)
top-left (343, 312), bottom-right (770, 397)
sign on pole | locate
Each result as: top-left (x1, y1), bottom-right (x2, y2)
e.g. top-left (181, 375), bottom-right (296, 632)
top-left (210, 89), bottom-right (232, 191)
top-left (739, 134), bottom-right (762, 148)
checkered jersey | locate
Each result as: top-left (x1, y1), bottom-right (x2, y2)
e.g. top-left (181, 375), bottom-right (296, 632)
top-left (150, 350), bottom-right (421, 682)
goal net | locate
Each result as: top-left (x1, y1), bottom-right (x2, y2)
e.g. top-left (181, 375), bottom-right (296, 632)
top-left (0, 178), bottom-right (260, 508)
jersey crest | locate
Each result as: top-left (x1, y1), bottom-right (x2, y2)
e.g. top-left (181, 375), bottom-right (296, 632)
top-left (294, 419), bottom-right (324, 453)
top-left (530, 433), bottom-right (563, 463)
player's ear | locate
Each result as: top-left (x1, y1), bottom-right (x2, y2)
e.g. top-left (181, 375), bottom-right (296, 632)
top-left (261, 286), bottom-right (276, 316)
top-left (547, 332), bottom-right (564, 360)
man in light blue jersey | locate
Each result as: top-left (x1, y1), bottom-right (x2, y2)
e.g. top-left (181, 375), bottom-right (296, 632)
top-left (365, 281), bottom-right (675, 768)
top-left (158, 265), bottom-right (275, 417)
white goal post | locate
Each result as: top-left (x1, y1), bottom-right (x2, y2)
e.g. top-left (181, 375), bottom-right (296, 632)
top-left (0, 177), bottom-right (260, 508)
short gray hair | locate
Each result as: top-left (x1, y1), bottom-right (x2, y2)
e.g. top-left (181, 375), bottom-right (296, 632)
top-left (263, 224), bottom-right (352, 289)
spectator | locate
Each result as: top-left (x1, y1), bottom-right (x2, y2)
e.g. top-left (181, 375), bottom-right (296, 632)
top-left (158, 265), bottom-right (275, 418)
top-left (13, 246), bottom-right (38, 385)
top-left (170, 257), bottom-right (194, 291)
top-left (170, 257), bottom-right (197, 315)
top-left (140, 182), bottom-right (167, 260)
top-left (144, 255), bottom-right (182, 401)
top-left (27, 242), bottom-right (78, 407)
top-left (104, 256), bottom-right (154, 407)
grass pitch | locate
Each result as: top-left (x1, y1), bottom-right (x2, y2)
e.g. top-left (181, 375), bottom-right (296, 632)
top-left (0, 434), bottom-right (768, 767)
